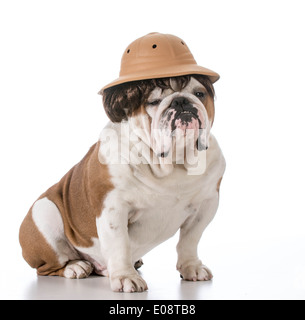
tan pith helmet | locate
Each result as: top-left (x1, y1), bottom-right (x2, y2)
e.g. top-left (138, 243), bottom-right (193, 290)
top-left (99, 32), bottom-right (219, 94)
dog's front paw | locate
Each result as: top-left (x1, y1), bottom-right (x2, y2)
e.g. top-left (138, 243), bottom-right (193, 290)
top-left (110, 272), bottom-right (148, 293)
top-left (178, 261), bottom-right (213, 282)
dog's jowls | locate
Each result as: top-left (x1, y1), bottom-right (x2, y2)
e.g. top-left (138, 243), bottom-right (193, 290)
top-left (19, 75), bottom-right (225, 292)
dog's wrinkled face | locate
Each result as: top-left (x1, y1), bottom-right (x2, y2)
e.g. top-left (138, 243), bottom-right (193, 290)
top-left (102, 75), bottom-right (215, 167)
top-left (146, 78), bottom-right (213, 158)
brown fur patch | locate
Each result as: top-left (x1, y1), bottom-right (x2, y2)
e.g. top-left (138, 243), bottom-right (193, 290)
top-left (40, 142), bottom-right (113, 247)
top-left (19, 142), bottom-right (114, 275)
top-left (131, 104), bottom-right (147, 119)
top-left (205, 95), bottom-right (215, 126)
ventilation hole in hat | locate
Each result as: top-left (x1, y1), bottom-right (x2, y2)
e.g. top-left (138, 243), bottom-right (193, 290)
top-left (152, 44), bottom-right (157, 49)
top-left (127, 49), bottom-right (130, 54)
top-left (181, 41), bottom-right (185, 45)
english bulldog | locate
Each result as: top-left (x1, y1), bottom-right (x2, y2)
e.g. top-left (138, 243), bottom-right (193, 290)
top-left (19, 74), bottom-right (225, 293)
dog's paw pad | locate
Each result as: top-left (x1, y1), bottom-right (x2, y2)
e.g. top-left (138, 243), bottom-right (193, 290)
top-left (63, 260), bottom-right (93, 279)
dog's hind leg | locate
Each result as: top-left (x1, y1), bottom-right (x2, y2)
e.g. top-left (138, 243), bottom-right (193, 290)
top-left (19, 197), bottom-right (93, 278)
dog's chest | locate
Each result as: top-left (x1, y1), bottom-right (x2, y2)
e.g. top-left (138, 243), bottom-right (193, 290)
top-left (129, 187), bottom-right (198, 232)
top-left (109, 167), bottom-right (209, 259)
top-left (127, 191), bottom-right (200, 257)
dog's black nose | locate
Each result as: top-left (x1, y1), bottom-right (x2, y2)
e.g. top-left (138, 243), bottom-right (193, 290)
top-left (170, 97), bottom-right (190, 110)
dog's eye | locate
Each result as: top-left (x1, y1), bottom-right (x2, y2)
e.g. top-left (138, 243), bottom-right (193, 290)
top-left (195, 92), bottom-right (205, 99)
top-left (148, 100), bottom-right (161, 106)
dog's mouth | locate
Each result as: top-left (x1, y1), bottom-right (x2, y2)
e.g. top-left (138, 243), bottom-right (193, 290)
top-left (171, 111), bottom-right (201, 133)
top-left (152, 96), bottom-right (209, 158)
top-left (161, 107), bottom-right (202, 134)
top-left (155, 107), bottom-right (207, 158)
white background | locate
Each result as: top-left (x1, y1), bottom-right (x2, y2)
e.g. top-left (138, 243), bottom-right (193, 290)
top-left (1, 0), bottom-right (305, 300)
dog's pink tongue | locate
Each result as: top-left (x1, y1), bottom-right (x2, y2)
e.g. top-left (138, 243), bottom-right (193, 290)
top-left (174, 118), bottom-right (199, 132)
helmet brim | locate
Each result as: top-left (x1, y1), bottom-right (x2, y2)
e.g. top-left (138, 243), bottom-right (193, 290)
top-left (99, 64), bottom-right (219, 95)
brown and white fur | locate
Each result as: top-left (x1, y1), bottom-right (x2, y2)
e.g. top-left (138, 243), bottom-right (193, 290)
top-left (19, 75), bottom-right (225, 292)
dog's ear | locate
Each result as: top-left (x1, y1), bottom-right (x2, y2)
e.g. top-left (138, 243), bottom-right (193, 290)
top-left (100, 82), bottom-right (145, 122)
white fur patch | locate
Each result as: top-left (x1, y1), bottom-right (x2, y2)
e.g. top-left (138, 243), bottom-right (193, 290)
top-left (32, 197), bottom-right (79, 265)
